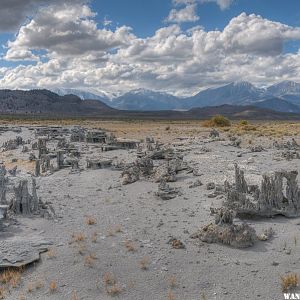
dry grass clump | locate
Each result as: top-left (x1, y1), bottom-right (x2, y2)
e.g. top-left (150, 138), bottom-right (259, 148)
top-left (27, 282), bottom-right (34, 293)
top-left (84, 253), bottom-right (97, 267)
top-left (35, 280), bottom-right (44, 290)
top-left (167, 290), bottom-right (175, 300)
top-left (0, 269), bottom-right (43, 299)
top-left (103, 273), bottom-right (116, 285)
top-left (281, 273), bottom-right (299, 292)
top-left (85, 216), bottom-right (97, 225)
top-left (71, 290), bottom-right (79, 300)
top-left (168, 275), bottom-right (177, 288)
top-left (240, 124), bottom-right (257, 131)
top-left (91, 231), bottom-right (98, 243)
top-left (0, 287), bottom-right (5, 299)
top-left (200, 292), bottom-right (207, 300)
top-left (49, 280), bottom-right (57, 293)
top-left (106, 284), bottom-right (122, 296)
top-left (71, 233), bottom-right (86, 243)
top-left (77, 243), bottom-right (87, 256)
top-left (139, 256), bottom-right (150, 270)
top-left (18, 293), bottom-right (25, 300)
top-left (107, 224), bottom-right (123, 236)
top-left (0, 267), bottom-right (23, 288)
top-left (103, 272), bottom-right (122, 296)
top-left (124, 240), bottom-right (137, 252)
top-left (203, 115), bottom-right (231, 127)
top-left (239, 120), bottom-right (249, 126)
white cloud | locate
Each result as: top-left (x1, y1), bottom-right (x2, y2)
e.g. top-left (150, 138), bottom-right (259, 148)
top-left (4, 3), bottom-right (135, 61)
top-left (165, 4), bottom-right (199, 23)
top-left (173, 0), bottom-right (234, 10)
top-left (1, 3), bottom-right (300, 97)
top-left (0, 0), bottom-right (88, 32)
top-left (202, 0), bottom-right (234, 10)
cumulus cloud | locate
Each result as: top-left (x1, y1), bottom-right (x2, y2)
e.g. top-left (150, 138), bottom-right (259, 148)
top-left (166, 4), bottom-right (199, 23)
top-left (4, 3), bottom-right (135, 61)
top-left (1, 3), bottom-right (300, 96)
top-left (0, 0), bottom-right (89, 32)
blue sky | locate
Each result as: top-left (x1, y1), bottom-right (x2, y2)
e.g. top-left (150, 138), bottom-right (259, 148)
top-left (92, 0), bottom-right (300, 34)
top-left (0, 0), bottom-right (300, 96)
top-left (90, 0), bottom-right (300, 53)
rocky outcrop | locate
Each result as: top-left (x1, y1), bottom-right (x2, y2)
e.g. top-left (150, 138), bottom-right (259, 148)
top-left (155, 181), bottom-right (182, 200)
top-left (273, 139), bottom-right (299, 150)
top-left (0, 168), bottom-right (55, 219)
top-left (191, 207), bottom-right (257, 248)
top-left (121, 157), bottom-right (154, 185)
top-left (224, 164), bottom-right (300, 217)
top-left (2, 136), bottom-right (23, 151)
top-left (0, 236), bottom-right (52, 268)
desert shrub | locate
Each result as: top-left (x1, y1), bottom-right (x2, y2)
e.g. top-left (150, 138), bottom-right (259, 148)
top-left (281, 273), bottom-right (299, 292)
top-left (239, 120), bottom-right (249, 126)
top-left (242, 125), bottom-right (257, 131)
top-left (203, 115), bottom-right (231, 127)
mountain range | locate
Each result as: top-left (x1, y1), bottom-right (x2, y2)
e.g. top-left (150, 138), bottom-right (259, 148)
top-left (0, 88), bottom-right (299, 120)
top-left (52, 81), bottom-right (300, 113)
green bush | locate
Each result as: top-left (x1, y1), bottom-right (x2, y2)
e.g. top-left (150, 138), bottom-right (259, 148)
top-left (239, 120), bottom-right (249, 126)
top-left (209, 115), bottom-right (231, 127)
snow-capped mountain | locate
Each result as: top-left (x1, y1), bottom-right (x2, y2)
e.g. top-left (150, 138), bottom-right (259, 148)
top-left (181, 81), bottom-right (271, 109)
top-left (50, 88), bottom-right (111, 102)
top-left (108, 88), bottom-right (182, 111)
top-left (50, 81), bottom-right (300, 113)
top-left (266, 80), bottom-right (300, 96)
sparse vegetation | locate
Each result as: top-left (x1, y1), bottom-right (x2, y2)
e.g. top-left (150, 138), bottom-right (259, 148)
top-left (105, 283), bottom-right (123, 296)
top-left (18, 293), bottom-right (25, 300)
top-left (71, 290), bottom-right (79, 300)
top-left (0, 268), bottom-right (23, 288)
top-left (107, 224), bottom-right (123, 237)
top-left (91, 231), bottom-right (98, 243)
top-left (239, 120), bottom-right (249, 126)
top-left (124, 240), bottom-right (137, 252)
top-left (281, 273), bottom-right (299, 292)
top-left (27, 282), bottom-right (34, 293)
top-left (103, 273), bottom-right (122, 296)
top-left (85, 216), bottom-right (96, 225)
top-left (167, 290), bottom-right (175, 300)
top-left (84, 253), bottom-right (97, 267)
top-left (203, 115), bottom-right (231, 127)
top-left (35, 280), bottom-right (44, 290)
top-left (200, 292), bottom-right (207, 300)
top-left (0, 118), bottom-right (299, 300)
top-left (139, 256), bottom-right (150, 270)
top-left (71, 233), bottom-right (86, 243)
top-left (77, 243), bottom-right (87, 256)
top-left (0, 287), bottom-right (5, 299)
top-left (168, 275), bottom-right (177, 288)
top-left (49, 280), bottom-right (57, 293)
top-left (103, 273), bottom-right (116, 285)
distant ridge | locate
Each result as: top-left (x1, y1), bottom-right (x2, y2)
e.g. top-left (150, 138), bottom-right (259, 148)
top-left (0, 90), bottom-right (299, 120)
top-left (0, 89), bottom-right (115, 116)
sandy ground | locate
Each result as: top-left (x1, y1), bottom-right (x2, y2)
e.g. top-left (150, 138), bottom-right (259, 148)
top-left (0, 121), bottom-right (299, 300)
